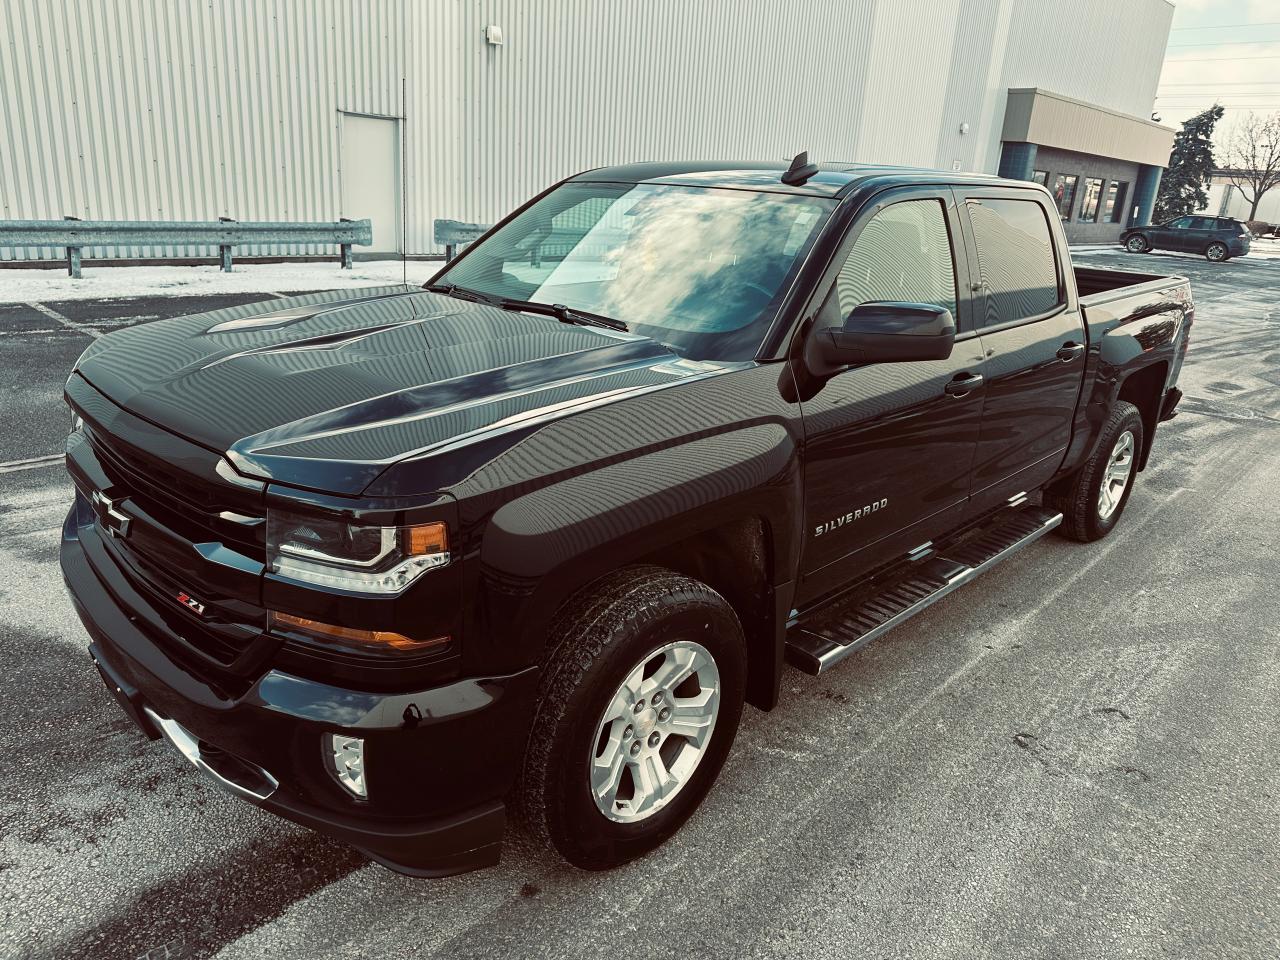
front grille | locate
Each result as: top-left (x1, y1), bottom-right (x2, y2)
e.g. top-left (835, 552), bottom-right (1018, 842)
top-left (89, 429), bottom-right (265, 561)
top-left (79, 422), bottom-right (269, 673)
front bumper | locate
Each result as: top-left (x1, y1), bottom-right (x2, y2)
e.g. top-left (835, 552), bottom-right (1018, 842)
top-left (62, 508), bottom-right (539, 877)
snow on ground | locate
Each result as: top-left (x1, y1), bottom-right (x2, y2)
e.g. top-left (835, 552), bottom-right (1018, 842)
top-left (0, 258), bottom-right (446, 303)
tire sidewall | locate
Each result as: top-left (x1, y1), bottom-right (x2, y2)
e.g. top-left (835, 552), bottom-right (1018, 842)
top-left (1207, 242), bottom-right (1227, 262)
top-left (1126, 235), bottom-right (1147, 253)
top-left (543, 593), bottom-right (746, 869)
top-left (1084, 409), bottom-right (1143, 539)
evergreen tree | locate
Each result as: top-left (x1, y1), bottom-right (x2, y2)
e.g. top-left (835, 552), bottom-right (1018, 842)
top-left (1155, 104), bottom-right (1224, 221)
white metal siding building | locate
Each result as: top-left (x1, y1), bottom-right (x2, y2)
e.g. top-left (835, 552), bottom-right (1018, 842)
top-left (0, 0), bottom-right (1175, 262)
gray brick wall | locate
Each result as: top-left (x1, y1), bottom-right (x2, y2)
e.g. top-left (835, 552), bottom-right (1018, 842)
top-left (1032, 146), bottom-right (1142, 245)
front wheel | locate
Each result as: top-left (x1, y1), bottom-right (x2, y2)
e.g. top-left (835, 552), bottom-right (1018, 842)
top-left (1206, 241), bottom-right (1228, 262)
top-left (1125, 234), bottom-right (1149, 253)
top-left (1047, 401), bottom-right (1143, 542)
top-left (516, 566), bottom-right (746, 870)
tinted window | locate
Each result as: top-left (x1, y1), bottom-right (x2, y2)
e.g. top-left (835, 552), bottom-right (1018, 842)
top-left (834, 199), bottom-right (957, 320)
top-left (1051, 174), bottom-right (1078, 220)
top-left (1169, 216), bottom-right (1194, 229)
top-left (1189, 217), bottom-right (1216, 230)
top-left (435, 181), bottom-right (833, 361)
top-left (1080, 178), bottom-right (1103, 223)
top-left (1103, 181), bottom-right (1128, 223)
top-left (967, 198), bottom-right (1061, 327)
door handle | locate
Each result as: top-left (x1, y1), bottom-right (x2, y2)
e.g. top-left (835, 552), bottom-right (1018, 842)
top-left (1057, 342), bottom-right (1085, 362)
top-left (945, 373), bottom-right (984, 397)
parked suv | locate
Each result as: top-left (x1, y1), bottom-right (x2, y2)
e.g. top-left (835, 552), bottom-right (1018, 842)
top-left (63, 157), bottom-right (1192, 877)
top-left (1121, 215), bottom-right (1250, 261)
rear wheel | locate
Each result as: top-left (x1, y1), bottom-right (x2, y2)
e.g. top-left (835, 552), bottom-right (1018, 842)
top-left (1048, 401), bottom-right (1143, 542)
top-left (517, 566), bottom-right (746, 870)
top-left (1125, 234), bottom-right (1149, 253)
top-left (1206, 241), bottom-right (1228, 262)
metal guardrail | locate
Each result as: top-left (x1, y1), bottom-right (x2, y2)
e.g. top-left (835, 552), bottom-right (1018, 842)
top-left (435, 219), bottom-right (491, 262)
top-left (0, 216), bottom-right (373, 277)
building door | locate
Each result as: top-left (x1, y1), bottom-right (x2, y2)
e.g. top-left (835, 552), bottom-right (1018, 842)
top-left (341, 113), bottom-right (401, 254)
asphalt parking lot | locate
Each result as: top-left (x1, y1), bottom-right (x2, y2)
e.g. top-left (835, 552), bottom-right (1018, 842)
top-left (2, 247), bottom-right (1278, 960)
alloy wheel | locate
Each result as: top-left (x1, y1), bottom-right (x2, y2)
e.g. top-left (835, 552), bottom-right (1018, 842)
top-left (1098, 430), bottom-right (1135, 520)
top-left (1207, 242), bottom-right (1227, 262)
top-left (589, 639), bottom-right (720, 823)
top-left (1126, 236), bottom-right (1146, 253)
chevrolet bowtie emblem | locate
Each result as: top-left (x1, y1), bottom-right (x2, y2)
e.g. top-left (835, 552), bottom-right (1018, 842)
top-left (91, 490), bottom-right (132, 540)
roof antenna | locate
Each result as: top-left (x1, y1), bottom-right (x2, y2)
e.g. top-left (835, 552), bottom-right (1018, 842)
top-left (781, 150), bottom-right (819, 186)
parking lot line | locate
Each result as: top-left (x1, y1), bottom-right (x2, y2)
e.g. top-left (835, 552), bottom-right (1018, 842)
top-left (26, 301), bottom-right (100, 338)
top-left (0, 453), bottom-right (65, 474)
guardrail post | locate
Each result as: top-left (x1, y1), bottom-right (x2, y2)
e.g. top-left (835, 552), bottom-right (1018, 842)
top-left (64, 215), bottom-right (82, 278)
top-left (339, 217), bottom-right (354, 268)
top-left (218, 217), bottom-right (236, 271)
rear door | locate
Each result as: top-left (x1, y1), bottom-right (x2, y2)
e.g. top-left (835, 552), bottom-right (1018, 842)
top-left (795, 187), bottom-right (984, 606)
top-left (956, 188), bottom-right (1086, 514)
top-left (1183, 216), bottom-right (1218, 254)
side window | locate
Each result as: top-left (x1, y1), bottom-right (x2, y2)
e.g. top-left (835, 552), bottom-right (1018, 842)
top-left (833, 198), bottom-right (957, 321)
top-left (1189, 217), bottom-right (1215, 230)
top-left (1169, 216), bottom-right (1193, 229)
top-left (966, 198), bottom-right (1062, 328)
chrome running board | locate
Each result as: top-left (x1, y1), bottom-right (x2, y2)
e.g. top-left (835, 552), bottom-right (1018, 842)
top-left (785, 507), bottom-right (1062, 675)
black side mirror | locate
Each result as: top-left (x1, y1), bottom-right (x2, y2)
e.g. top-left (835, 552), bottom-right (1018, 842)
top-left (814, 301), bottom-right (955, 368)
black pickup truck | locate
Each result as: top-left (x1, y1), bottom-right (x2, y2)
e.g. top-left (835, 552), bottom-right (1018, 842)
top-left (62, 157), bottom-right (1192, 877)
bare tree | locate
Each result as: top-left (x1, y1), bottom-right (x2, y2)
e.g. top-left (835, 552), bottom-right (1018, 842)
top-left (1220, 112), bottom-right (1280, 221)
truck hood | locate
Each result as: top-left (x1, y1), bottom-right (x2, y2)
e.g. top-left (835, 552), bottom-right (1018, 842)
top-left (74, 285), bottom-right (712, 495)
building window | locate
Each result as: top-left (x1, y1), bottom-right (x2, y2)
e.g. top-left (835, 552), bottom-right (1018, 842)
top-left (1104, 181), bottom-right (1128, 223)
top-left (1080, 178), bottom-right (1103, 223)
top-left (966, 198), bottom-right (1062, 327)
top-left (1032, 170), bottom-right (1048, 186)
top-left (1051, 174), bottom-right (1078, 220)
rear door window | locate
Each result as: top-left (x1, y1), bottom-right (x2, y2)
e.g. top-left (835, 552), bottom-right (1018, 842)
top-left (965, 197), bottom-right (1062, 328)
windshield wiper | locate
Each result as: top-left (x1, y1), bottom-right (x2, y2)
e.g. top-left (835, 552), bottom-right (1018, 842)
top-left (424, 282), bottom-right (500, 305)
top-left (497, 298), bottom-right (628, 332)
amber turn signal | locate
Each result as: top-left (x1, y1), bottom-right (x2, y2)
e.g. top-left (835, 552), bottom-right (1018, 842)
top-left (270, 611), bottom-right (449, 653)
top-left (406, 521), bottom-right (448, 556)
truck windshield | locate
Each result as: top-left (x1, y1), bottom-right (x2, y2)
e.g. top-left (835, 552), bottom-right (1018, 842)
top-left (432, 181), bottom-right (835, 361)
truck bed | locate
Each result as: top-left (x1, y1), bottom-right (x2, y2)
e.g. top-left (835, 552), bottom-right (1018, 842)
top-left (1074, 265), bottom-right (1184, 304)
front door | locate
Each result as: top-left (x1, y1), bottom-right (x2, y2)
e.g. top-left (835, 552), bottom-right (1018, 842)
top-left (957, 190), bottom-right (1086, 513)
top-left (1159, 216), bottom-right (1195, 251)
top-left (795, 190), bottom-right (984, 607)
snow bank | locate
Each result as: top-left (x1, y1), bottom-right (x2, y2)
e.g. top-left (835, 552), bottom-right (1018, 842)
top-left (0, 259), bottom-right (446, 303)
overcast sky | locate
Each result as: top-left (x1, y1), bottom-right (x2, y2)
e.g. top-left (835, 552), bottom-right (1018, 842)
top-left (1157, 0), bottom-right (1280, 136)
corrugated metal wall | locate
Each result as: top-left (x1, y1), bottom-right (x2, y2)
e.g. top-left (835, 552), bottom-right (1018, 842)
top-left (0, 0), bottom-right (1173, 262)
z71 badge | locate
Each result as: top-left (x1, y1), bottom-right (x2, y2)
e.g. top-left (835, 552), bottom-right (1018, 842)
top-left (815, 498), bottom-right (888, 537)
top-left (175, 591), bottom-right (207, 617)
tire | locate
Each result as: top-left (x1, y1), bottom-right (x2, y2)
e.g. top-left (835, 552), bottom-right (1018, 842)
top-left (1125, 234), bottom-right (1149, 253)
top-left (1047, 401), bottom-right (1143, 542)
top-left (1206, 242), bottom-right (1228, 262)
top-left (516, 565), bottom-right (747, 870)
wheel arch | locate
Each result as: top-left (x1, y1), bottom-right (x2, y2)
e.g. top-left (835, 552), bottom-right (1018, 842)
top-left (471, 423), bottom-right (803, 709)
top-left (1116, 360), bottom-right (1169, 471)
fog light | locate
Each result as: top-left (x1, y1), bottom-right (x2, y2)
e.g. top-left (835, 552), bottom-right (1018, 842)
top-left (327, 734), bottom-right (367, 798)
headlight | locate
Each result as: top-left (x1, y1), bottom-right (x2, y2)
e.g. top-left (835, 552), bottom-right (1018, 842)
top-left (267, 508), bottom-right (449, 594)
